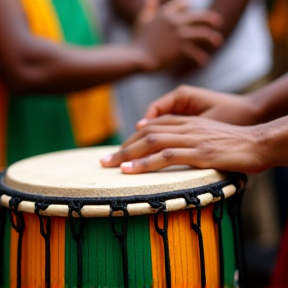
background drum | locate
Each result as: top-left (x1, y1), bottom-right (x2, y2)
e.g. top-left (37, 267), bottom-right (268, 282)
top-left (0, 146), bottom-right (246, 288)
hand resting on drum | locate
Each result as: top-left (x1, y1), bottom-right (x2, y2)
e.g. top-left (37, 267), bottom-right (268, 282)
top-left (101, 115), bottom-right (288, 174)
top-left (101, 74), bottom-right (288, 174)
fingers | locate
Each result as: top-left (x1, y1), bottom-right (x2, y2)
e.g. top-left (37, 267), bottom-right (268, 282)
top-left (120, 148), bottom-right (197, 174)
top-left (140, 0), bottom-right (160, 22)
top-left (164, 0), bottom-right (189, 13)
top-left (127, 119), bottom-right (188, 147)
top-left (100, 133), bottom-right (192, 168)
top-left (143, 85), bottom-right (203, 120)
top-left (178, 11), bottom-right (224, 28)
top-left (179, 25), bottom-right (223, 47)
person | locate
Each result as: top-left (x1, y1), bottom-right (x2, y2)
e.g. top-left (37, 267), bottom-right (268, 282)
top-left (0, 0), bottom-right (223, 169)
top-left (96, 0), bottom-right (272, 140)
top-left (100, 73), bottom-right (288, 285)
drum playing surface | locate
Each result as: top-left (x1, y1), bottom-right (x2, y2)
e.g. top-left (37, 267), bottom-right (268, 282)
top-left (3, 146), bottom-right (227, 197)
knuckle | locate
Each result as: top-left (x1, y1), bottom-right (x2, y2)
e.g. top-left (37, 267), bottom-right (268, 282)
top-left (145, 133), bottom-right (157, 145)
top-left (161, 148), bottom-right (175, 162)
top-left (134, 157), bottom-right (150, 171)
top-left (176, 84), bottom-right (190, 95)
top-left (118, 147), bottom-right (129, 160)
top-left (197, 142), bottom-right (214, 158)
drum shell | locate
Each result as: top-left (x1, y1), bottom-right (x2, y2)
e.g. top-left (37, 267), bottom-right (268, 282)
top-left (0, 196), bottom-right (241, 288)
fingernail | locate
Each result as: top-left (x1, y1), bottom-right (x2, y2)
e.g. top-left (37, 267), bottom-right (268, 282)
top-left (121, 162), bottom-right (133, 172)
top-left (137, 118), bottom-right (148, 127)
top-left (100, 154), bottom-right (113, 163)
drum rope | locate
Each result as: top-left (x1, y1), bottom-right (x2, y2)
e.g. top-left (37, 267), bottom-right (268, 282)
top-left (186, 196), bottom-right (206, 288)
top-left (35, 202), bottom-right (52, 288)
top-left (152, 201), bottom-right (171, 288)
top-left (213, 188), bottom-right (225, 288)
top-left (110, 202), bottom-right (130, 288)
top-left (9, 196), bottom-right (25, 288)
top-left (69, 201), bottom-right (85, 288)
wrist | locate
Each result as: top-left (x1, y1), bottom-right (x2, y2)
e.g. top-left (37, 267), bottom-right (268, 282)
top-left (245, 92), bottom-right (267, 125)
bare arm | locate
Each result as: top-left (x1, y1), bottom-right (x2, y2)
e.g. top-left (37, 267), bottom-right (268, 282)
top-left (0, 0), bottom-right (153, 94)
top-left (1, 0), bottom-right (221, 95)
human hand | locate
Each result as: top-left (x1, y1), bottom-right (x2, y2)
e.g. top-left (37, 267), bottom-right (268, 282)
top-left (101, 116), bottom-right (270, 174)
top-left (136, 85), bottom-right (259, 128)
top-left (133, 0), bottom-right (224, 71)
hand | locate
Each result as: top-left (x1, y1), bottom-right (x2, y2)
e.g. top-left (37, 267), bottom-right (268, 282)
top-left (132, 0), bottom-right (224, 71)
top-left (136, 85), bottom-right (260, 128)
top-left (101, 116), bottom-right (271, 174)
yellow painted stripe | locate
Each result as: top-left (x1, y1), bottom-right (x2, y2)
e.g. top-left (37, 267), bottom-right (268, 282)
top-left (150, 206), bottom-right (220, 287)
top-left (20, 0), bottom-right (63, 42)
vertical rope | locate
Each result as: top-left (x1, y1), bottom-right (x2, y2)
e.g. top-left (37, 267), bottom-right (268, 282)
top-left (228, 189), bottom-right (246, 288)
top-left (9, 197), bottom-right (25, 288)
top-left (110, 202), bottom-right (129, 288)
top-left (35, 202), bottom-right (51, 288)
top-left (151, 201), bottom-right (171, 288)
top-left (69, 201), bottom-right (84, 288)
top-left (213, 190), bottom-right (225, 288)
top-left (188, 198), bottom-right (206, 288)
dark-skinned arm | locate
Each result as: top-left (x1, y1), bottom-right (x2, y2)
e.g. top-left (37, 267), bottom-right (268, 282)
top-left (0, 0), bottom-right (152, 94)
top-left (1, 0), bottom-right (219, 95)
top-left (209, 0), bottom-right (251, 41)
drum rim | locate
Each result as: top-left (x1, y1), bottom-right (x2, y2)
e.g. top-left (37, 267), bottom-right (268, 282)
top-left (0, 172), bottom-right (246, 217)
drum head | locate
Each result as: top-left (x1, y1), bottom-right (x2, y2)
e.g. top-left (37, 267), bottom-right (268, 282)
top-left (3, 146), bottom-right (227, 198)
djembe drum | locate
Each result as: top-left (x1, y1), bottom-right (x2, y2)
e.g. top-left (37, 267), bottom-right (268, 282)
top-left (0, 146), bottom-right (246, 288)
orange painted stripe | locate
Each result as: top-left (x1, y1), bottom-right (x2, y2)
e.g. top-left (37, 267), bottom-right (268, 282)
top-left (67, 85), bottom-right (117, 146)
top-left (50, 217), bottom-right (65, 288)
top-left (9, 213), bottom-right (65, 288)
top-left (201, 205), bottom-right (220, 288)
top-left (149, 205), bottom-right (220, 288)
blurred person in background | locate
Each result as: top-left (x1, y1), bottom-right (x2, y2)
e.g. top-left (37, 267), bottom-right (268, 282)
top-left (0, 0), bottom-right (223, 169)
top-left (96, 0), bottom-right (272, 140)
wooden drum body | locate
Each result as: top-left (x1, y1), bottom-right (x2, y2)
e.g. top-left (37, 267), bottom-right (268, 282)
top-left (0, 147), bottom-right (246, 288)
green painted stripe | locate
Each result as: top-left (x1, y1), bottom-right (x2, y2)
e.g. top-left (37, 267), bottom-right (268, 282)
top-left (52, 0), bottom-right (102, 46)
top-left (1, 208), bottom-right (11, 288)
top-left (7, 96), bottom-right (75, 165)
top-left (65, 216), bottom-right (153, 288)
top-left (222, 201), bottom-right (237, 288)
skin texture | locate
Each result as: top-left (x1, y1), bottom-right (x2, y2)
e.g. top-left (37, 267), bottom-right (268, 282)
top-left (0, 0), bottom-right (222, 95)
top-left (100, 74), bottom-right (288, 174)
top-left (111, 0), bottom-right (250, 69)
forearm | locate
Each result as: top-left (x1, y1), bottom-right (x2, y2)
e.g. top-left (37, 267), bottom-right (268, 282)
top-left (2, 39), bottom-right (148, 94)
top-left (248, 73), bottom-right (288, 123)
top-left (260, 115), bottom-right (288, 168)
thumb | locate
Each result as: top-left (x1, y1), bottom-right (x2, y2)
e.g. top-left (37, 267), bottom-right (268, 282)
top-left (139, 0), bottom-right (160, 22)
